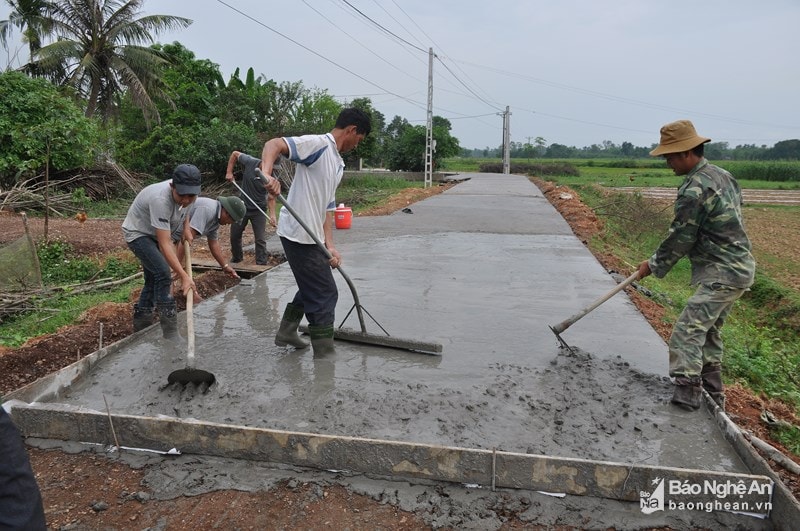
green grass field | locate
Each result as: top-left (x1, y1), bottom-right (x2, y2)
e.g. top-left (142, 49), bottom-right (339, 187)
top-left (440, 157), bottom-right (800, 189)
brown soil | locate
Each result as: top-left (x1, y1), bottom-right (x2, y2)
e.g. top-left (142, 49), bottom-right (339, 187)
top-left (1, 179), bottom-right (798, 528)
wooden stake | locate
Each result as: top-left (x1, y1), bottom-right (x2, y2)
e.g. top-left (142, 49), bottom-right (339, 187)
top-left (102, 395), bottom-right (121, 452)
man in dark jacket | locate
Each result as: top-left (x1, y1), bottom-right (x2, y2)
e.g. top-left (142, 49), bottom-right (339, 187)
top-left (0, 406), bottom-right (46, 529)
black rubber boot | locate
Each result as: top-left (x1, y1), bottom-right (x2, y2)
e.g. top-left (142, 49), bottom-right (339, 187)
top-left (308, 324), bottom-right (335, 357)
top-left (701, 363), bottom-right (725, 409)
top-left (671, 376), bottom-right (702, 411)
top-left (275, 303), bottom-right (309, 348)
top-left (133, 306), bottom-right (154, 333)
top-left (157, 302), bottom-right (180, 340)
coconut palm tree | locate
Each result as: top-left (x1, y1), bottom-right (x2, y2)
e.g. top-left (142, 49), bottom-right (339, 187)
top-left (0, 0), bottom-right (54, 65)
top-left (31, 0), bottom-right (191, 124)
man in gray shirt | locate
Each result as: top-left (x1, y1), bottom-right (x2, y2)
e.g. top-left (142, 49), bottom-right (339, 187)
top-left (122, 164), bottom-right (200, 339)
top-left (225, 150), bottom-right (276, 265)
top-left (173, 196), bottom-right (246, 289)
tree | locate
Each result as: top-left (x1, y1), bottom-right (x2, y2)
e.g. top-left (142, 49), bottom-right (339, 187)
top-left (704, 142), bottom-right (729, 160)
top-left (0, 71), bottom-right (98, 187)
top-left (431, 116), bottom-right (460, 165)
top-left (30, 0), bottom-right (191, 124)
top-left (765, 139), bottom-right (800, 160)
top-left (545, 143), bottom-right (574, 159)
top-left (385, 115), bottom-right (459, 171)
top-left (620, 141), bottom-right (634, 157)
top-left (342, 97), bottom-right (381, 169)
top-left (0, 0), bottom-right (53, 65)
top-left (534, 136), bottom-right (547, 157)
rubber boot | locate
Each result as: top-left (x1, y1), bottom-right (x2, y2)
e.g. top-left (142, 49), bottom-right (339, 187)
top-left (274, 303), bottom-right (309, 348)
top-left (308, 324), bottom-right (335, 357)
top-left (157, 302), bottom-right (180, 341)
top-left (701, 363), bottom-right (725, 409)
top-left (671, 376), bottom-right (702, 411)
top-left (133, 306), bottom-right (154, 333)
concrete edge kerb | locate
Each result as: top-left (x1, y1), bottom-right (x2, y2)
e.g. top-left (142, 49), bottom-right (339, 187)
top-left (4, 326), bottom-right (152, 405)
top-left (7, 403), bottom-right (772, 513)
top-left (704, 392), bottom-right (800, 523)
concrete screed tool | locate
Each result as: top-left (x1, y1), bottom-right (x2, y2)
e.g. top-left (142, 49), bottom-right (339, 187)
top-left (167, 242), bottom-right (216, 389)
top-left (549, 270), bottom-right (640, 353)
top-left (235, 171), bottom-right (443, 355)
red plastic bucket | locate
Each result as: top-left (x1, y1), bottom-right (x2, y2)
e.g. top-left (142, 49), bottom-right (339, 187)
top-left (335, 204), bottom-right (352, 229)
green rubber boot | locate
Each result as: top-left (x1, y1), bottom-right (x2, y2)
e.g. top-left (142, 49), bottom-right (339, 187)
top-left (308, 324), bottom-right (335, 357)
top-left (275, 303), bottom-right (309, 348)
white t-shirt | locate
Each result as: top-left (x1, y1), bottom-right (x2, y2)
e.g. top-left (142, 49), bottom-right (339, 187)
top-left (122, 180), bottom-right (187, 243)
top-left (277, 133), bottom-right (344, 244)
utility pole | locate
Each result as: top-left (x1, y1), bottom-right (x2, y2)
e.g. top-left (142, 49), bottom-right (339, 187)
top-left (424, 47), bottom-right (434, 188)
top-left (502, 106), bottom-right (511, 174)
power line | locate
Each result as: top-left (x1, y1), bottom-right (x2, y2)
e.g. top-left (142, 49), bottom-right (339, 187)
top-left (333, 0), bottom-right (487, 108)
top-left (215, 0), bottom-right (506, 132)
top-left (301, 0), bottom-right (420, 84)
top-left (369, 0), bottom-right (427, 50)
top-left (452, 58), bottom-right (800, 131)
top-left (388, 0), bottom-right (498, 106)
top-left (339, 0), bottom-right (426, 53)
top-left (213, 0), bottom-right (428, 113)
top-left (435, 56), bottom-right (503, 112)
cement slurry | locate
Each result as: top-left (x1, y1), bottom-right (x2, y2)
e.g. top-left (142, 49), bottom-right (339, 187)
top-left (52, 173), bottom-right (746, 472)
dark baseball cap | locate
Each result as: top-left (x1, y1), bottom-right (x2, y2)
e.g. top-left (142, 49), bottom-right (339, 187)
top-left (172, 164), bottom-right (201, 195)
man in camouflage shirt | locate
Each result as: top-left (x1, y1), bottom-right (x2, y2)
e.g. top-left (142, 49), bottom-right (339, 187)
top-left (637, 120), bottom-right (756, 411)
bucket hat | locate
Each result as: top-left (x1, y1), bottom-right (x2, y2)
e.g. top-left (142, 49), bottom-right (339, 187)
top-left (172, 164), bottom-right (202, 195)
top-left (649, 120), bottom-right (711, 156)
top-left (218, 196), bottom-right (246, 223)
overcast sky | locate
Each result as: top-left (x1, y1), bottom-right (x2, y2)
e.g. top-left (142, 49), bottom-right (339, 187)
top-left (3, 0), bottom-right (800, 150)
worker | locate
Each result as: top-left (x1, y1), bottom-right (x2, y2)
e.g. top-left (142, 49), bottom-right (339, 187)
top-left (122, 164), bottom-right (200, 339)
top-left (0, 405), bottom-right (47, 530)
top-left (174, 196), bottom-right (247, 295)
top-left (225, 150), bottom-right (277, 266)
top-left (637, 120), bottom-right (756, 410)
top-left (260, 107), bottom-right (371, 356)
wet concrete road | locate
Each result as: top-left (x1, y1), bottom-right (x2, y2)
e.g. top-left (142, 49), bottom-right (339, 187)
top-left (53, 173), bottom-right (748, 473)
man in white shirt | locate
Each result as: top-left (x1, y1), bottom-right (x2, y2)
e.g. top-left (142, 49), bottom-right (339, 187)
top-left (260, 108), bottom-right (371, 355)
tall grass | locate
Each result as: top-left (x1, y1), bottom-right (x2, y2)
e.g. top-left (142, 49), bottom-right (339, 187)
top-left (719, 161), bottom-right (800, 183)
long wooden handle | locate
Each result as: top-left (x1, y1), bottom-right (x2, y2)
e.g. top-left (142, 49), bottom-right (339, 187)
top-left (185, 241), bottom-right (195, 370)
top-left (550, 271), bottom-right (640, 334)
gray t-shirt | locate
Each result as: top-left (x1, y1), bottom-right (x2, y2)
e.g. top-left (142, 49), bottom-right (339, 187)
top-left (122, 180), bottom-right (187, 243)
top-left (235, 153), bottom-right (268, 212)
top-left (172, 197), bottom-right (220, 242)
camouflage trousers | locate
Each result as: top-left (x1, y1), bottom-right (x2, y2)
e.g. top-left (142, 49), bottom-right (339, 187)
top-left (668, 282), bottom-right (747, 378)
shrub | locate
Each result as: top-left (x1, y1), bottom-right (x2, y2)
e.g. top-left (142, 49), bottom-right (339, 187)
top-left (479, 162), bottom-right (579, 176)
top-left (37, 240), bottom-right (100, 284)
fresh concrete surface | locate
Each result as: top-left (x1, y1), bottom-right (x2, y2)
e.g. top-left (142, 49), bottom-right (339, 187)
top-left (19, 173), bottom-right (746, 469)
top-left (11, 172), bottom-right (786, 528)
